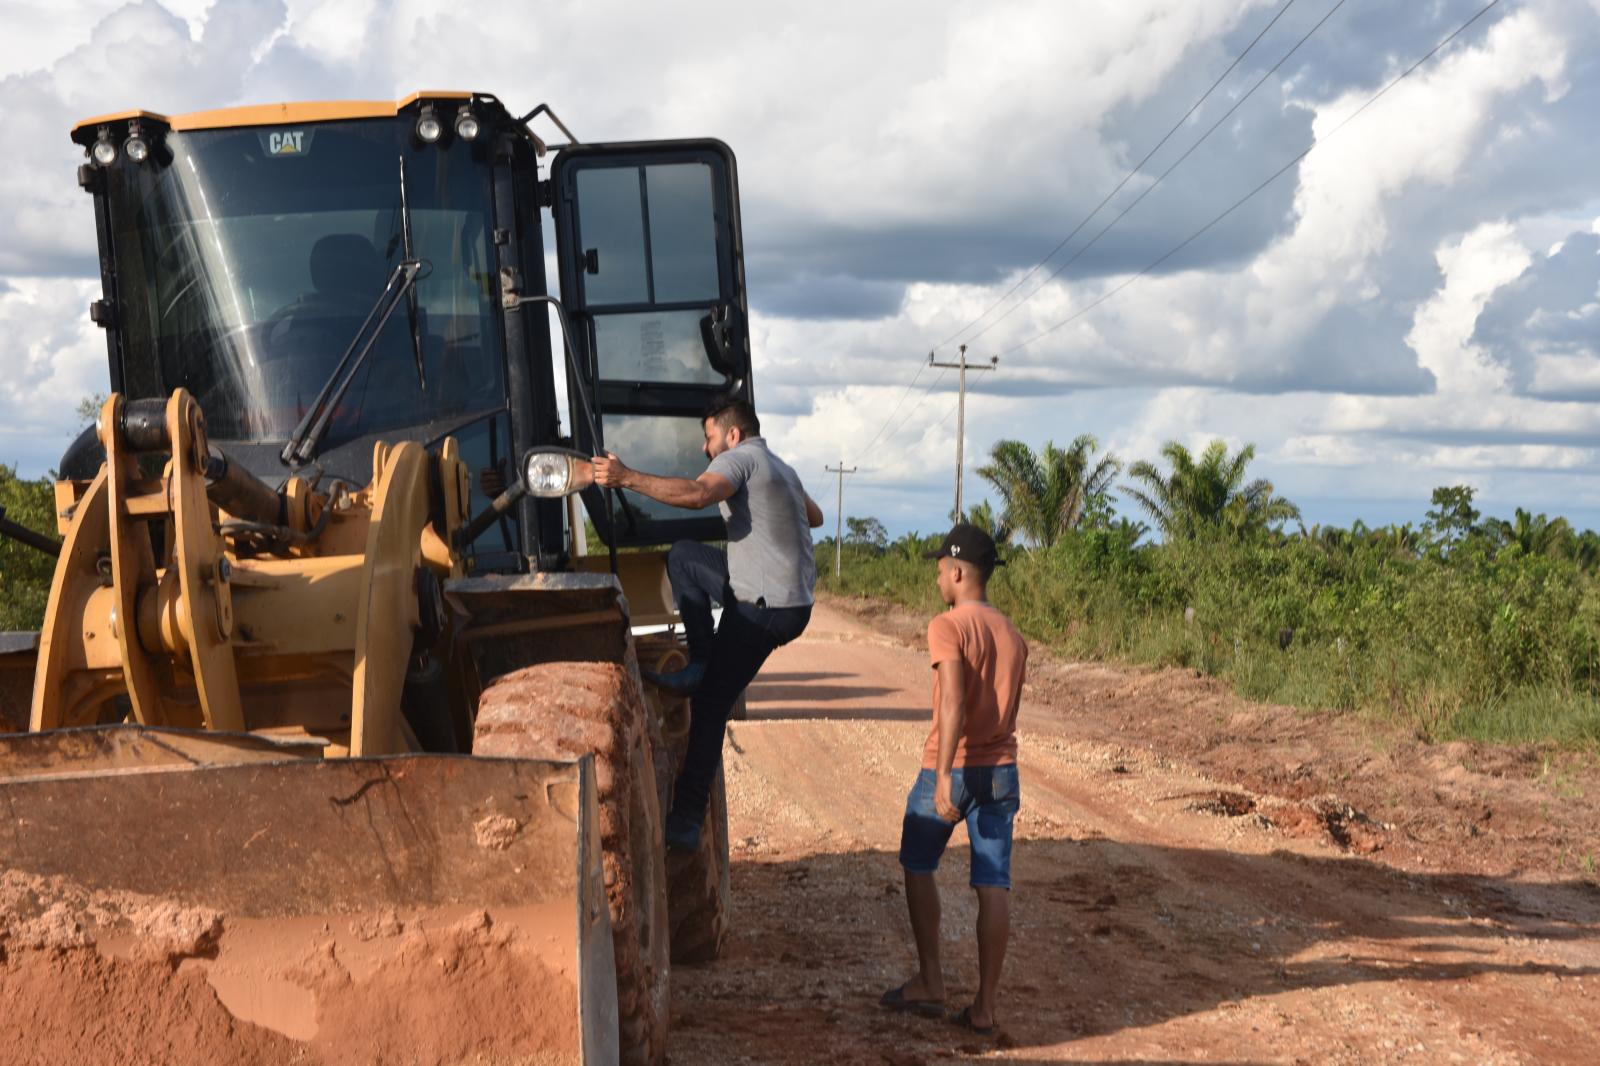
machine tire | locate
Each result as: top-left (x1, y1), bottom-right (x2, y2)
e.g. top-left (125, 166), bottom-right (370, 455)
top-left (473, 660), bottom-right (670, 1066)
top-left (666, 763), bottom-right (732, 963)
top-left (637, 640), bottom-right (734, 964)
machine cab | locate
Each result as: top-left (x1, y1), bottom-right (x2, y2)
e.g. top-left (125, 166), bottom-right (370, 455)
top-left (65, 94), bottom-right (753, 568)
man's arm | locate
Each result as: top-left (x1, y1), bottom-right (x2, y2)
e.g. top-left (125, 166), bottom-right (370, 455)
top-left (592, 452), bottom-right (736, 510)
top-left (803, 491), bottom-right (824, 529)
top-left (933, 657), bottom-right (966, 822)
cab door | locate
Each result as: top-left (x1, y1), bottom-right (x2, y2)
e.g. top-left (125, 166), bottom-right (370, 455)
top-left (550, 139), bottom-right (752, 547)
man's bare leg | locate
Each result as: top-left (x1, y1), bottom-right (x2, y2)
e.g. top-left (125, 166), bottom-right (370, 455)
top-left (899, 870), bottom-right (945, 1002)
top-left (970, 885), bottom-right (1010, 1027)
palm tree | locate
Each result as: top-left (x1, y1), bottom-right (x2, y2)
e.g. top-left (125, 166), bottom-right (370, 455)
top-left (1300, 522), bottom-right (1351, 554)
top-left (1574, 529), bottom-right (1600, 572)
top-left (1109, 516), bottom-right (1149, 548)
top-left (1490, 508), bottom-right (1572, 558)
top-left (1123, 439), bottom-right (1299, 540)
top-left (962, 500), bottom-right (1015, 547)
top-left (1367, 522), bottom-right (1421, 558)
top-left (976, 435), bottom-right (1121, 548)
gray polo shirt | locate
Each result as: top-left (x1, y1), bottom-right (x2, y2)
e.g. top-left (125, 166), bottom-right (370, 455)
top-left (706, 437), bottom-right (817, 608)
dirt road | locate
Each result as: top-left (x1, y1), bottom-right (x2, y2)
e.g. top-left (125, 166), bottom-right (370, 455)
top-left (669, 599), bottom-right (1600, 1065)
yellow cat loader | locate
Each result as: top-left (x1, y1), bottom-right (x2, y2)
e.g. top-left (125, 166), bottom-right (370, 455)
top-left (0, 93), bottom-right (744, 1065)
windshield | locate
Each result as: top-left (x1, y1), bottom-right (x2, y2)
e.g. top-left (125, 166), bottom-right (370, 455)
top-left (105, 118), bottom-right (505, 446)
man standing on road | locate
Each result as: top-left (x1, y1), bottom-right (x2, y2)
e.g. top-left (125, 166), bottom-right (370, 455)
top-left (592, 398), bottom-right (824, 851)
top-left (881, 523), bottom-right (1027, 1036)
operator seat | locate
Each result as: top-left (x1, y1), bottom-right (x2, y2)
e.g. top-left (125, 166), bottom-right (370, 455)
top-left (265, 234), bottom-right (389, 426)
top-left (270, 233), bottom-right (386, 335)
top-left (307, 234), bottom-right (385, 305)
top-left (268, 235), bottom-right (385, 352)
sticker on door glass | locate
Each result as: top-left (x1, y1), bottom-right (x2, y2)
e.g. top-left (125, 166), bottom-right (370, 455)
top-left (596, 311), bottom-right (722, 386)
top-left (639, 319), bottom-right (666, 373)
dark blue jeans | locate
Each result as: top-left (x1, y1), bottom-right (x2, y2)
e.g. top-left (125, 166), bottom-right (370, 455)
top-left (665, 540), bottom-right (811, 824)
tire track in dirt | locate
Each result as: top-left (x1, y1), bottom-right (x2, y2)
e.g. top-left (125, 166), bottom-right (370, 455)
top-left (668, 600), bottom-right (1600, 1065)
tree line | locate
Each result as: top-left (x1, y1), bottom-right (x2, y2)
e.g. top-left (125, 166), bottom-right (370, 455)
top-left (830, 435), bottom-right (1600, 571)
top-left (820, 438), bottom-right (1600, 747)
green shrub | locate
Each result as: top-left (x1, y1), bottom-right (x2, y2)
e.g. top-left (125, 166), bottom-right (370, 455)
top-left (819, 524), bottom-right (1600, 748)
top-left (0, 465), bottom-right (57, 631)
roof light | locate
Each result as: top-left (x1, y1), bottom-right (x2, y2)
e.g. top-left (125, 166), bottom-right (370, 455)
top-left (124, 121), bottom-right (149, 163)
top-left (416, 104), bottom-right (443, 143)
top-left (92, 127), bottom-right (117, 167)
top-left (454, 108), bottom-right (480, 141)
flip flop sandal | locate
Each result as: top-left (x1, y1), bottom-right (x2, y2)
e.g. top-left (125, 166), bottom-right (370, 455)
top-left (952, 1005), bottom-right (996, 1035)
top-left (879, 983), bottom-right (945, 1018)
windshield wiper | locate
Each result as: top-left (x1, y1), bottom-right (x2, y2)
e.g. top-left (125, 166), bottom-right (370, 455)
top-left (398, 155), bottom-right (427, 390)
top-left (279, 258), bottom-right (423, 467)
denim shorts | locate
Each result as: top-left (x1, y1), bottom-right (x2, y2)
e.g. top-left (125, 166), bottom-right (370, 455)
top-left (898, 764), bottom-right (1020, 889)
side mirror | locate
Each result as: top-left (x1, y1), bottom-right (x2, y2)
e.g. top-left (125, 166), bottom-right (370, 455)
top-left (699, 305), bottom-right (738, 378)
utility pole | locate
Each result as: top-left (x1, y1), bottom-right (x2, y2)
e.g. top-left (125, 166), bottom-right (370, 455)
top-left (927, 344), bottom-right (998, 520)
top-left (824, 461), bottom-right (857, 578)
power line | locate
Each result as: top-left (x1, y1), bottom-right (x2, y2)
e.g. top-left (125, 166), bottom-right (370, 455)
top-left (1001, 0), bottom-right (1505, 358)
top-left (863, 0), bottom-right (1310, 473)
top-left (849, 359), bottom-right (928, 462)
top-left (932, 0), bottom-right (1303, 353)
top-left (838, 478), bottom-right (943, 490)
top-left (847, 0), bottom-right (1488, 479)
top-left (961, 0), bottom-right (1347, 347)
top-left (854, 366), bottom-right (951, 462)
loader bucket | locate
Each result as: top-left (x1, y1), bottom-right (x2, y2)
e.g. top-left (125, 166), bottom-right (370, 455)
top-left (0, 725), bottom-right (617, 1066)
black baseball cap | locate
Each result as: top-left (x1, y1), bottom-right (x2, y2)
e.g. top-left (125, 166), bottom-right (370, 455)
top-left (923, 522), bottom-right (1004, 570)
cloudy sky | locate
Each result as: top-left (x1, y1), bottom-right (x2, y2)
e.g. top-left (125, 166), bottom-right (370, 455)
top-left (3, 0), bottom-right (1599, 537)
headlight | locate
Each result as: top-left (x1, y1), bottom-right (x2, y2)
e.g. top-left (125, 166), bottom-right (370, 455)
top-left (416, 105), bottom-right (443, 143)
top-left (523, 452), bottom-right (570, 495)
top-left (520, 448), bottom-right (595, 498)
top-left (92, 131), bottom-right (117, 167)
top-left (454, 109), bottom-right (480, 141)
top-left (125, 136), bottom-right (149, 163)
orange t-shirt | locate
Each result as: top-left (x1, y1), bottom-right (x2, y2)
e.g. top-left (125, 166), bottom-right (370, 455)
top-left (921, 601), bottom-right (1028, 769)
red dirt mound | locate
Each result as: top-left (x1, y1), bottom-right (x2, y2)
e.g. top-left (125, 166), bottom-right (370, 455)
top-left (1, 869), bottom-right (581, 1065)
